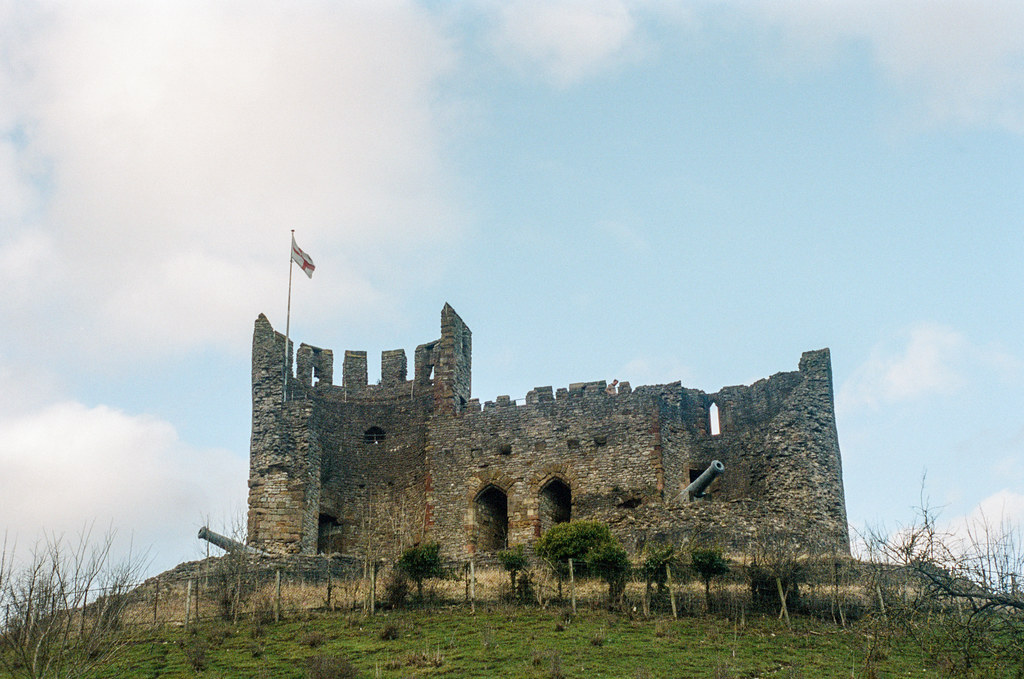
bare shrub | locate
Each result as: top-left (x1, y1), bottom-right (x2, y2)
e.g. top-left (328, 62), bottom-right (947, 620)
top-left (301, 630), bottom-right (327, 648)
top-left (306, 653), bottom-right (360, 679)
top-left (382, 569), bottom-right (410, 609)
top-left (180, 634), bottom-right (209, 672)
top-left (0, 528), bottom-right (145, 679)
top-left (742, 527), bottom-right (808, 615)
top-left (864, 493), bottom-right (1024, 675)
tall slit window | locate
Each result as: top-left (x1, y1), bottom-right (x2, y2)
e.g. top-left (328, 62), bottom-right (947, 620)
top-left (709, 402), bottom-right (720, 436)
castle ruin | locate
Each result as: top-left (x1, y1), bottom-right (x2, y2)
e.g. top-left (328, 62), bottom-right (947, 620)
top-left (247, 304), bottom-right (850, 558)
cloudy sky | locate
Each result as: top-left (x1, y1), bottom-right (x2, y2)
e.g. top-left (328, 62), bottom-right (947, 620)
top-left (2, 0), bottom-right (1022, 576)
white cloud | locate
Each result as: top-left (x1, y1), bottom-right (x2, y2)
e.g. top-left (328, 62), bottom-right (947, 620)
top-left (0, 398), bottom-right (246, 574)
top-left (747, 0), bottom-right (1024, 133)
top-left (491, 0), bottom-right (645, 86)
top-left (839, 323), bottom-right (1024, 412)
top-left (838, 323), bottom-right (968, 410)
top-left (0, 1), bottom-right (461, 358)
top-left (943, 489), bottom-right (1024, 563)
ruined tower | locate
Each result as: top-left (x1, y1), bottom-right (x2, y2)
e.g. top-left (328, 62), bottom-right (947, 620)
top-left (247, 305), bottom-right (849, 557)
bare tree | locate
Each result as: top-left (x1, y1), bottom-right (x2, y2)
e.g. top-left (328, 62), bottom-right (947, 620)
top-left (353, 490), bottom-right (423, 609)
top-left (866, 498), bottom-right (1024, 675)
top-left (0, 528), bottom-right (145, 679)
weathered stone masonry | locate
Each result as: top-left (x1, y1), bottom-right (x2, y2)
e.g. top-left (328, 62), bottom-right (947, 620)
top-left (247, 304), bottom-right (850, 558)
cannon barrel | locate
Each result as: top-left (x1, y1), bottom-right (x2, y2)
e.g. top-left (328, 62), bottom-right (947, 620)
top-left (198, 526), bottom-right (267, 556)
top-left (682, 460), bottom-right (725, 500)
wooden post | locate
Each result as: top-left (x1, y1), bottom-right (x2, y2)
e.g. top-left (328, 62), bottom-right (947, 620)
top-left (666, 565), bottom-right (677, 619)
top-left (469, 559), bottom-right (476, 614)
top-left (274, 570), bottom-right (281, 623)
top-left (326, 563), bottom-right (333, 611)
top-left (569, 559), bottom-right (577, 615)
top-left (153, 578), bottom-right (159, 625)
top-left (233, 569), bottom-right (242, 625)
top-left (369, 562), bottom-right (377, 615)
top-left (642, 579), bottom-right (649, 617)
top-left (185, 580), bottom-right (192, 630)
top-left (776, 577), bottom-right (790, 627)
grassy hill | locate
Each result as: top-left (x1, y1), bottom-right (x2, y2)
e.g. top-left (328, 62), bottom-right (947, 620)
top-left (85, 606), bottom-right (947, 679)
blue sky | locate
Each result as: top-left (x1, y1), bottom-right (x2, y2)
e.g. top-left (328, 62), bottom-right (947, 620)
top-left (1, 1), bottom-right (1022, 576)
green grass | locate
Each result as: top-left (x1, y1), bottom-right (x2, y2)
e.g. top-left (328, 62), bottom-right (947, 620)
top-left (75, 606), bottom-right (952, 679)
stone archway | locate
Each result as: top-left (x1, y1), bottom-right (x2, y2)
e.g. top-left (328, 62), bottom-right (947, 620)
top-left (474, 485), bottom-right (509, 552)
top-left (538, 477), bottom-right (571, 533)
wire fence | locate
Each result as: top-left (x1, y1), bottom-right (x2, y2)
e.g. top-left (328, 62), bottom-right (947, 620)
top-left (92, 553), bottom-right (881, 630)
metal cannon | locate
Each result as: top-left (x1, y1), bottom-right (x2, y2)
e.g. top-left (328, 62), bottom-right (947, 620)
top-left (198, 526), bottom-right (268, 556)
top-left (681, 460), bottom-right (725, 500)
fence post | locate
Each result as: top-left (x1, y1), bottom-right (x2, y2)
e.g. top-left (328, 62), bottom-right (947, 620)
top-left (469, 559), bottom-right (476, 614)
top-left (666, 565), bottom-right (677, 619)
top-left (185, 580), bottom-right (192, 630)
top-left (153, 577), bottom-right (160, 625)
top-left (569, 559), bottom-right (577, 615)
top-left (369, 562), bottom-right (377, 615)
top-left (274, 570), bottom-right (281, 623)
top-left (776, 577), bottom-right (790, 627)
top-left (326, 561), bottom-right (333, 611)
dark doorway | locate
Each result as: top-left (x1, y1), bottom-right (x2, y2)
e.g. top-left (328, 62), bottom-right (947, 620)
top-left (475, 485), bottom-right (508, 551)
top-left (317, 513), bottom-right (344, 554)
top-left (539, 478), bottom-right (571, 533)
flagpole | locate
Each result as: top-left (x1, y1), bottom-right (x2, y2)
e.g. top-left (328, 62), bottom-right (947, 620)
top-left (284, 229), bottom-right (294, 403)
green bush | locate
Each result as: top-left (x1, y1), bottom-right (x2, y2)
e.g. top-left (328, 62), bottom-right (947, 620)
top-left (535, 521), bottom-right (615, 577)
top-left (586, 541), bottom-right (631, 600)
top-left (690, 547), bottom-right (730, 612)
top-left (535, 521), bottom-right (630, 602)
top-left (498, 544), bottom-right (531, 601)
top-left (638, 543), bottom-right (677, 592)
top-left (396, 542), bottom-right (444, 600)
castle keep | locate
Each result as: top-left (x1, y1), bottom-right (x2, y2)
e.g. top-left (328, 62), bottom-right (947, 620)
top-left (247, 304), bottom-right (850, 558)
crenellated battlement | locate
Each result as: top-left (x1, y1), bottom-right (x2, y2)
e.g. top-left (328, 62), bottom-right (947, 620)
top-left (247, 306), bottom-right (849, 559)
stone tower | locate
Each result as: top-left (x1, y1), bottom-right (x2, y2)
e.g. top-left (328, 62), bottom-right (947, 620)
top-left (246, 305), bottom-right (849, 556)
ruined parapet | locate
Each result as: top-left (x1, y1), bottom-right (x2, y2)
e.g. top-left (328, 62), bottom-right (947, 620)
top-left (432, 303), bottom-right (471, 414)
top-left (381, 349), bottom-right (408, 386)
top-left (296, 343), bottom-right (333, 389)
top-left (414, 341), bottom-right (437, 385)
top-left (343, 350), bottom-right (368, 390)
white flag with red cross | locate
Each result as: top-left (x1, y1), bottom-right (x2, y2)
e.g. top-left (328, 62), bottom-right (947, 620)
top-left (291, 235), bottom-right (315, 278)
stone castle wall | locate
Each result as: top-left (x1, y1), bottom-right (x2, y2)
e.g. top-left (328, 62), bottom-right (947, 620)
top-left (246, 305), bottom-right (850, 558)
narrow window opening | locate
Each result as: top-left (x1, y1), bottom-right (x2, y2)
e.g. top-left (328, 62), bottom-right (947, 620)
top-left (689, 468), bottom-right (703, 484)
top-left (363, 426), bottom-right (386, 444)
top-left (474, 485), bottom-right (508, 552)
top-left (709, 402), bottom-right (721, 436)
top-left (539, 478), bottom-right (571, 533)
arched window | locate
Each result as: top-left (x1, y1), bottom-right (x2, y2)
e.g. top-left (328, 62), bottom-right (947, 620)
top-left (539, 478), bottom-right (571, 533)
top-left (709, 402), bottom-right (720, 436)
top-left (363, 426), bottom-right (386, 444)
top-left (474, 485), bottom-right (508, 551)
